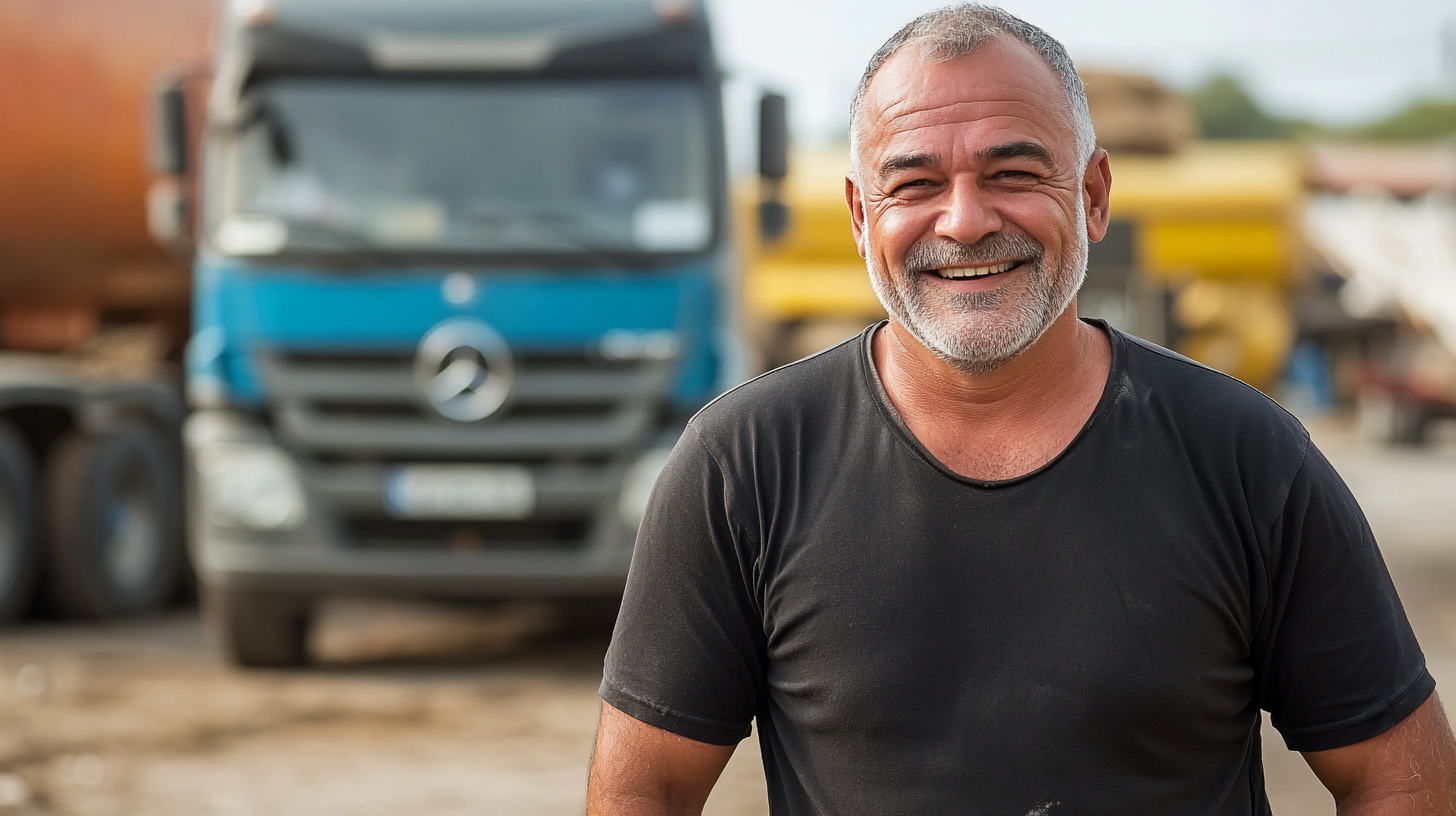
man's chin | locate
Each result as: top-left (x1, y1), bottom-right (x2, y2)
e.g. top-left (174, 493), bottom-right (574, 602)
top-left (900, 310), bottom-right (1051, 374)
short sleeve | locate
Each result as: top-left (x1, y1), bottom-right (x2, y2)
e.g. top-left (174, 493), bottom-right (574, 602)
top-left (599, 424), bottom-right (766, 745)
top-left (1256, 443), bottom-right (1434, 752)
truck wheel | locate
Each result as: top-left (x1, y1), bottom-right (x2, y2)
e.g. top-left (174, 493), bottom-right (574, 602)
top-left (0, 421), bottom-right (39, 623)
top-left (44, 423), bottom-right (183, 619)
top-left (205, 586), bottom-right (313, 667)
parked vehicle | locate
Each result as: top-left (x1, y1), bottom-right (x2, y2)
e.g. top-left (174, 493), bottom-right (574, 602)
top-left (0, 0), bottom-right (214, 623)
top-left (1302, 143), bottom-right (1456, 445)
top-left (152, 0), bottom-right (784, 665)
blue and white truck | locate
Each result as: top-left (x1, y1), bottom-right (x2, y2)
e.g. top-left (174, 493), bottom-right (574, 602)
top-left (150, 0), bottom-right (785, 665)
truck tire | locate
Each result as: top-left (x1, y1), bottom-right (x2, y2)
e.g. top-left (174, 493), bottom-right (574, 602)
top-left (205, 586), bottom-right (313, 667)
top-left (0, 421), bottom-right (39, 623)
top-left (44, 423), bottom-right (183, 619)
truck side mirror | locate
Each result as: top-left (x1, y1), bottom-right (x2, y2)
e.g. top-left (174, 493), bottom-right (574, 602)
top-left (147, 75), bottom-right (195, 256)
top-left (758, 92), bottom-right (788, 181)
top-left (147, 178), bottom-right (190, 253)
top-left (757, 92), bottom-right (790, 243)
top-left (150, 78), bottom-right (190, 176)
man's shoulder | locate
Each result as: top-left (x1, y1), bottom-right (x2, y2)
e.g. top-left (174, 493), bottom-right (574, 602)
top-left (688, 330), bottom-right (866, 443)
top-left (1116, 329), bottom-right (1310, 459)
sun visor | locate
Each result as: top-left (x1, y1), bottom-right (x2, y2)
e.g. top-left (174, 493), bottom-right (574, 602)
top-left (367, 33), bottom-right (558, 72)
top-left (232, 0), bottom-right (712, 81)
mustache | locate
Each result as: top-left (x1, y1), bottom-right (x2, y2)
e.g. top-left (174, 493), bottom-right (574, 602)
top-left (902, 232), bottom-right (1044, 275)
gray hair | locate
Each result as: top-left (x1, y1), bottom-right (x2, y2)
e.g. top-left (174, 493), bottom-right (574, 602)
top-left (848, 4), bottom-right (1096, 174)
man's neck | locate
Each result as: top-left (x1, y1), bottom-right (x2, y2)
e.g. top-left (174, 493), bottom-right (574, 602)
top-left (872, 304), bottom-right (1113, 481)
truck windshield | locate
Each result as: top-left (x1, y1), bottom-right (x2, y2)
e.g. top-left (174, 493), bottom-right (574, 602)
top-left (214, 78), bottom-right (714, 259)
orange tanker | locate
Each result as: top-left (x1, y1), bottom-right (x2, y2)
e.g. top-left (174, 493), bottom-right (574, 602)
top-left (0, 0), bottom-right (214, 623)
top-left (0, 0), bottom-right (213, 349)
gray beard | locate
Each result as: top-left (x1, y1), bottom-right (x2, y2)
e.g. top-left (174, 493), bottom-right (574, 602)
top-left (867, 206), bottom-right (1089, 375)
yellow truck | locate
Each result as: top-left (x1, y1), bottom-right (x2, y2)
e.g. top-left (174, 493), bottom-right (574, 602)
top-left (1110, 142), bottom-right (1304, 390)
top-left (740, 76), bottom-right (1306, 391)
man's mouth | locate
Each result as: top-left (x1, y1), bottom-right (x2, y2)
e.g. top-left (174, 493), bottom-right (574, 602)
top-left (931, 260), bottom-right (1022, 280)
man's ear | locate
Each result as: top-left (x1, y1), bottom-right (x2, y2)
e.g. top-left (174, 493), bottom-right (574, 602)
top-left (845, 175), bottom-right (868, 258)
top-left (1083, 148), bottom-right (1112, 243)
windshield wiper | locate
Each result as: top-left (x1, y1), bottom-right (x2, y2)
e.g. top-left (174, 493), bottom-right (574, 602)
top-left (230, 99), bottom-right (295, 166)
top-left (457, 207), bottom-right (640, 267)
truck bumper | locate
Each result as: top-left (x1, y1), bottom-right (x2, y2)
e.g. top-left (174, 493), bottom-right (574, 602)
top-left (195, 537), bottom-right (631, 599)
top-left (185, 411), bottom-right (653, 602)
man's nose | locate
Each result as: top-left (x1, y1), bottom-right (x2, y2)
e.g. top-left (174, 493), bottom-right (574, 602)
top-left (935, 177), bottom-right (1002, 246)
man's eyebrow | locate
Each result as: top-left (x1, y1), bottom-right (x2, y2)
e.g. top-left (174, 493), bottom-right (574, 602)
top-left (876, 152), bottom-right (939, 182)
top-left (976, 141), bottom-right (1054, 169)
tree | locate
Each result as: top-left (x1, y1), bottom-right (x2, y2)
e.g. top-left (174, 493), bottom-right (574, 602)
top-left (1351, 98), bottom-right (1456, 141)
top-left (1187, 74), bottom-right (1290, 140)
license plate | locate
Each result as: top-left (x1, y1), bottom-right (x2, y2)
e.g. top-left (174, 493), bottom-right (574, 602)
top-left (384, 465), bottom-right (534, 519)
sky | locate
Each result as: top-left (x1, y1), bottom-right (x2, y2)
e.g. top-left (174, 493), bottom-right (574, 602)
top-left (704, 0), bottom-right (1456, 145)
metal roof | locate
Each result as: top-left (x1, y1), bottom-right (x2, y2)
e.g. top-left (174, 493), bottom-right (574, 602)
top-left (1306, 194), bottom-right (1456, 356)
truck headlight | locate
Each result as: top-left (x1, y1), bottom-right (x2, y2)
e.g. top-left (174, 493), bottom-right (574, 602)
top-left (196, 444), bottom-right (307, 530)
top-left (619, 447), bottom-right (673, 528)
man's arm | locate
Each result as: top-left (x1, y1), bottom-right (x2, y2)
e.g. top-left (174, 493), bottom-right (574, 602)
top-left (587, 701), bottom-right (737, 816)
top-left (1302, 692), bottom-right (1456, 813)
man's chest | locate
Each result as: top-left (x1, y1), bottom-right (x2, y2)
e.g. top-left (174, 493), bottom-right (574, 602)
top-left (751, 463), bottom-right (1262, 774)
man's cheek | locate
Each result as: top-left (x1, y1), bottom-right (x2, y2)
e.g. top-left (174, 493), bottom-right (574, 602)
top-left (872, 210), bottom-right (920, 253)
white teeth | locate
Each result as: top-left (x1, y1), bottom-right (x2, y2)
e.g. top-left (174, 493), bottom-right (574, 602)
top-left (937, 261), bottom-right (1016, 279)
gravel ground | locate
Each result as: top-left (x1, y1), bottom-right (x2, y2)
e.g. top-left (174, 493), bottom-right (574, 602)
top-left (0, 421), bottom-right (1452, 815)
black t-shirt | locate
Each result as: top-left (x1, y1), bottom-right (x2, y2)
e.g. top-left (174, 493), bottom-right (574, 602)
top-left (601, 321), bottom-right (1433, 815)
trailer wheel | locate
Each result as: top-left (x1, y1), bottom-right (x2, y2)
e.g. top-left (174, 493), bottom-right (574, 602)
top-left (205, 586), bottom-right (313, 667)
top-left (44, 423), bottom-right (183, 618)
top-left (0, 421), bottom-right (39, 623)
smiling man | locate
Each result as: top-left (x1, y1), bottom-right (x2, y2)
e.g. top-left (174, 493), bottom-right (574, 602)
top-left (586, 5), bottom-right (1456, 815)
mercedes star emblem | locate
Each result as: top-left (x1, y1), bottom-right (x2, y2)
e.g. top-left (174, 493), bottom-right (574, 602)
top-left (413, 318), bottom-right (514, 422)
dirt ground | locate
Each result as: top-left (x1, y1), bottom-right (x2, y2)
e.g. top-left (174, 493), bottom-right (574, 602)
top-left (2, 421), bottom-right (1455, 815)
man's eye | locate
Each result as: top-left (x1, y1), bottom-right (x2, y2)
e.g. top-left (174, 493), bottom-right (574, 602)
top-left (894, 179), bottom-right (932, 192)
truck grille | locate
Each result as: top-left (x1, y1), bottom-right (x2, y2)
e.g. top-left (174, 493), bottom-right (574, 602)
top-left (256, 348), bottom-right (673, 459)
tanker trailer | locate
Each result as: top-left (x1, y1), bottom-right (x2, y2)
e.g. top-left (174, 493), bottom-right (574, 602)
top-left (0, 0), bottom-right (213, 621)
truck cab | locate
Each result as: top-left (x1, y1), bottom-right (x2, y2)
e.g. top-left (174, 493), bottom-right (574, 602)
top-left (161, 0), bottom-right (756, 665)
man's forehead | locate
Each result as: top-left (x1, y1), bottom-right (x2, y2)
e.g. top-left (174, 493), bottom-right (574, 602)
top-left (858, 35), bottom-right (1074, 164)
